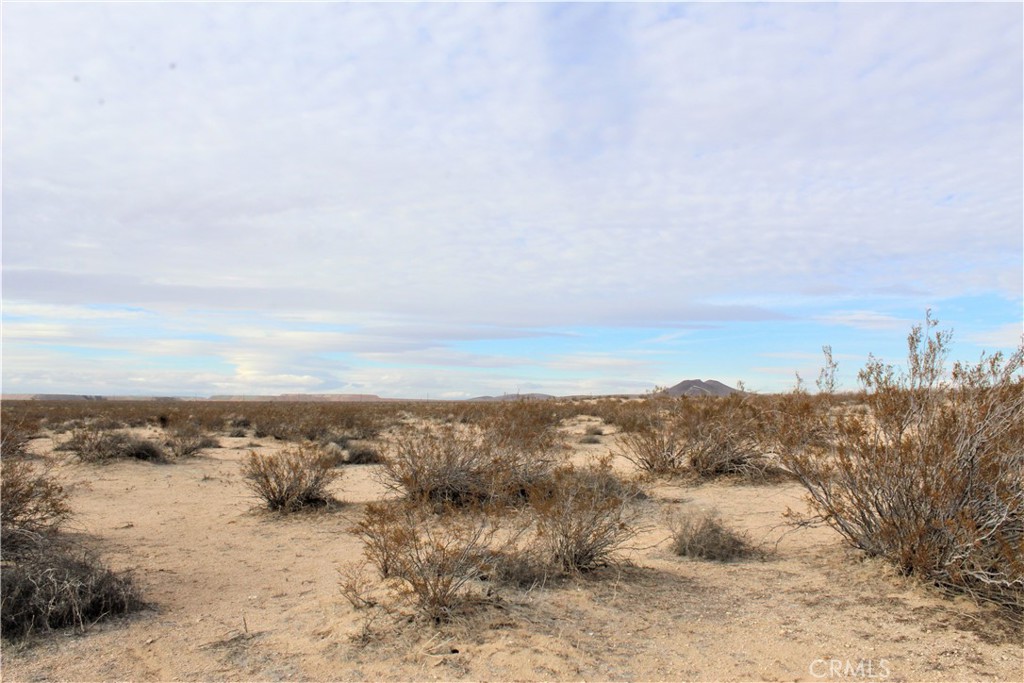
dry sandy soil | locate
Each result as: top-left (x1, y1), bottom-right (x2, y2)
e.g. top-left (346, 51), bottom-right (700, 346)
top-left (3, 418), bottom-right (1022, 682)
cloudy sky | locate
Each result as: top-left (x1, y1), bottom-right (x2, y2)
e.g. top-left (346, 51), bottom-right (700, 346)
top-left (3, 2), bottom-right (1022, 398)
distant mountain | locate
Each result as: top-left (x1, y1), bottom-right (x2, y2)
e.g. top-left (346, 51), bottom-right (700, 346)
top-left (467, 393), bottom-right (557, 402)
top-left (208, 394), bottom-right (386, 402)
top-left (660, 379), bottom-right (738, 398)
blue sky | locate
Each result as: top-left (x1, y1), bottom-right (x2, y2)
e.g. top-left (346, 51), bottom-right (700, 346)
top-left (2, 2), bottom-right (1021, 398)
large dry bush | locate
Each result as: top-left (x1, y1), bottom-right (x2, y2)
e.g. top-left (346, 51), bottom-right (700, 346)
top-left (528, 459), bottom-right (644, 573)
top-left (617, 395), bottom-right (775, 480)
top-left (674, 395), bottom-right (775, 480)
top-left (381, 423), bottom-right (552, 508)
top-left (241, 445), bottom-right (341, 512)
top-left (617, 425), bottom-right (687, 474)
top-left (1, 544), bottom-right (142, 639)
top-left (352, 503), bottom-right (499, 622)
top-left (1, 459), bottom-right (71, 550)
top-left (63, 427), bottom-right (166, 463)
top-left (1, 451), bottom-right (142, 640)
top-left (777, 315), bottom-right (1024, 611)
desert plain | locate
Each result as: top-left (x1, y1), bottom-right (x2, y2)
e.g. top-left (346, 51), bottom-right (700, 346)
top-left (1, 400), bottom-right (1021, 682)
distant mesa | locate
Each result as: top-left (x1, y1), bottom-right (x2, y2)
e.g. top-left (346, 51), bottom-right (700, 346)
top-left (467, 393), bottom-right (557, 402)
top-left (208, 394), bottom-right (385, 402)
top-left (659, 379), bottom-right (738, 398)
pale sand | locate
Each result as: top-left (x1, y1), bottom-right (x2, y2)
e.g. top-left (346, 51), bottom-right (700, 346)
top-left (4, 419), bottom-right (1021, 682)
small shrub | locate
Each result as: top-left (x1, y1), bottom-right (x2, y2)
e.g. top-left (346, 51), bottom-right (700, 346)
top-left (670, 509), bottom-right (758, 561)
top-left (228, 427), bottom-right (248, 438)
top-left (585, 425), bottom-right (605, 436)
top-left (64, 428), bottom-right (166, 463)
top-left (0, 459), bottom-right (71, 550)
top-left (345, 444), bottom-right (383, 465)
top-left (224, 414), bottom-right (251, 429)
top-left (1, 545), bottom-right (142, 639)
top-left (1, 418), bottom-right (32, 459)
top-left (529, 460), bottom-right (643, 573)
top-left (241, 445), bottom-right (341, 512)
top-left (166, 423), bottom-right (218, 458)
top-left (579, 435), bottom-right (601, 445)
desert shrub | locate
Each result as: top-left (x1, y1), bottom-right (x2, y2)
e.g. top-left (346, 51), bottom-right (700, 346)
top-left (352, 502), bottom-right (497, 622)
top-left (64, 428), bottom-right (166, 463)
top-left (676, 396), bottom-right (775, 481)
top-left (241, 445), bottom-right (341, 512)
top-left (1, 545), bottom-right (142, 639)
top-left (1, 418), bottom-right (32, 459)
top-left (166, 423), bottom-right (218, 458)
top-left (0, 459), bottom-right (71, 550)
top-left (345, 443), bottom-right (383, 465)
top-left (529, 459), bottom-right (643, 573)
top-left (618, 396), bottom-right (776, 481)
top-left (228, 427), bottom-right (247, 438)
top-left (585, 425), bottom-right (605, 436)
top-left (670, 509), bottom-right (758, 561)
top-left (776, 315), bottom-right (1024, 611)
top-left (684, 409), bottom-right (770, 483)
top-left (617, 425), bottom-right (686, 474)
top-left (381, 423), bottom-right (551, 508)
top-left (224, 413), bottom-right (251, 429)
top-left (591, 398), bottom-right (665, 433)
top-left (481, 400), bottom-right (564, 453)
top-left (579, 434), bottom-right (602, 444)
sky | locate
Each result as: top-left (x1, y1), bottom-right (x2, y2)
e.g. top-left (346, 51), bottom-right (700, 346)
top-left (2, 2), bottom-right (1022, 399)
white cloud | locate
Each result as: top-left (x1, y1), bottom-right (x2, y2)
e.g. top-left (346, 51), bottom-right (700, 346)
top-left (967, 323), bottom-right (1024, 350)
top-left (817, 311), bottom-right (914, 331)
top-left (2, 2), bottom-right (1020, 395)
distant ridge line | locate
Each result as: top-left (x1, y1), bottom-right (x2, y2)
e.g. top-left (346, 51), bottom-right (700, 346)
top-left (4, 382), bottom-right (739, 402)
top-left (658, 379), bottom-right (738, 398)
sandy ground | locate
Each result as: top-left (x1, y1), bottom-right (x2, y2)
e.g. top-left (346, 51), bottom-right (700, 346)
top-left (3, 419), bottom-right (1021, 682)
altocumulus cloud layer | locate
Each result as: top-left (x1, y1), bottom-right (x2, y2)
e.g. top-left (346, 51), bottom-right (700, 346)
top-left (3, 3), bottom-right (1021, 397)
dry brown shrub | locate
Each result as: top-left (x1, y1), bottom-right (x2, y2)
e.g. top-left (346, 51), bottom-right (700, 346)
top-left (241, 445), bottom-right (341, 512)
top-left (675, 396), bottom-right (776, 481)
top-left (528, 458), bottom-right (644, 573)
top-left (776, 315), bottom-right (1024, 612)
top-left (617, 396), bottom-right (778, 481)
top-left (166, 422), bottom-right (219, 458)
top-left (0, 459), bottom-right (71, 550)
top-left (481, 399), bottom-right (565, 453)
top-left (1, 544), bottom-right (142, 639)
top-left (63, 427), bottom-right (166, 463)
top-left (669, 509), bottom-right (759, 561)
top-left (351, 503), bottom-right (498, 622)
top-left (1, 417), bottom-right (32, 460)
top-left (380, 423), bottom-right (552, 508)
top-left (617, 426), bottom-right (686, 474)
